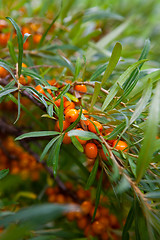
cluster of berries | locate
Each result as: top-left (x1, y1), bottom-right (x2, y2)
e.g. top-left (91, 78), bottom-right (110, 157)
top-left (46, 183), bottom-right (121, 240)
top-left (0, 136), bottom-right (43, 181)
top-left (34, 79), bottom-right (128, 163)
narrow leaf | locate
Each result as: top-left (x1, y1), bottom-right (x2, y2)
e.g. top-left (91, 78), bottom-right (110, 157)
top-left (90, 82), bottom-right (101, 112)
top-left (86, 159), bottom-right (99, 189)
top-left (71, 136), bottom-right (84, 153)
top-left (0, 169), bottom-right (9, 180)
top-left (92, 169), bottom-right (103, 221)
top-left (15, 131), bottom-right (60, 140)
top-left (101, 42), bottom-right (122, 85)
top-left (101, 59), bottom-right (147, 111)
top-left (6, 17), bottom-right (23, 77)
top-left (136, 81), bottom-right (160, 182)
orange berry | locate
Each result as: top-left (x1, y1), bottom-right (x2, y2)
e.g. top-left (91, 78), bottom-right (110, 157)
top-left (84, 225), bottom-right (95, 238)
top-left (21, 26), bottom-right (31, 36)
top-left (112, 140), bottom-right (128, 152)
top-left (99, 217), bottom-right (109, 227)
top-left (0, 33), bottom-right (10, 46)
top-left (92, 221), bottom-right (105, 234)
top-left (63, 132), bottom-right (71, 144)
top-left (81, 201), bottom-right (92, 215)
top-left (0, 66), bottom-right (8, 78)
top-left (35, 85), bottom-right (51, 97)
top-left (23, 40), bottom-right (29, 49)
top-left (99, 148), bottom-right (108, 161)
top-left (66, 212), bottom-right (76, 221)
top-left (47, 78), bottom-right (56, 86)
top-left (56, 194), bottom-right (65, 203)
top-left (55, 120), bottom-right (70, 131)
top-left (85, 143), bottom-right (98, 159)
top-left (48, 194), bottom-right (56, 203)
top-left (45, 187), bottom-right (55, 195)
top-left (65, 109), bottom-right (79, 123)
top-left (33, 33), bottom-right (42, 44)
top-left (64, 101), bottom-right (75, 109)
top-left (78, 109), bottom-right (89, 118)
top-left (77, 188), bottom-right (87, 200)
top-left (75, 128), bottom-right (87, 145)
top-left (74, 84), bottom-right (87, 93)
top-left (109, 214), bottom-right (119, 228)
top-left (77, 217), bottom-right (88, 229)
top-left (88, 121), bottom-right (103, 133)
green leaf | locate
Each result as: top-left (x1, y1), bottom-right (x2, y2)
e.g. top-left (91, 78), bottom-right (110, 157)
top-left (14, 91), bottom-right (21, 124)
top-left (0, 60), bottom-right (17, 82)
top-left (92, 169), bottom-right (103, 221)
top-left (101, 59), bottom-right (147, 111)
top-left (8, 40), bottom-right (17, 63)
top-left (71, 136), bottom-right (84, 152)
top-left (0, 203), bottom-right (76, 227)
top-left (86, 19), bottom-right (130, 60)
top-left (128, 70), bottom-right (160, 98)
top-left (85, 159), bottom-right (99, 189)
top-left (105, 122), bottom-right (126, 140)
top-left (40, 136), bottom-right (60, 162)
top-left (15, 131), bottom-right (60, 141)
top-left (68, 129), bottom-right (100, 141)
top-left (115, 175), bottom-right (130, 194)
top-left (130, 78), bottom-right (152, 125)
top-left (48, 136), bottom-right (63, 176)
top-left (145, 191), bottom-right (160, 199)
top-left (101, 42), bottom-right (122, 86)
top-left (136, 81), bottom-right (160, 182)
top-left (54, 84), bottom-right (70, 101)
top-left (59, 96), bottom-right (64, 132)
top-left (23, 33), bottom-right (31, 43)
top-left (122, 203), bottom-right (134, 240)
top-left (0, 169), bottom-right (9, 180)
top-left (39, 1), bottom-right (61, 47)
top-left (90, 82), bottom-right (101, 112)
top-left (6, 17), bottom-right (23, 77)
top-left (74, 57), bottom-right (81, 80)
top-left (90, 63), bottom-right (108, 82)
top-left (0, 87), bottom-right (18, 98)
top-left (47, 104), bottom-right (53, 117)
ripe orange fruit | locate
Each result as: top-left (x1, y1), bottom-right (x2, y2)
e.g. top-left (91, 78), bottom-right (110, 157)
top-left (45, 187), bottom-right (55, 195)
top-left (19, 63), bottom-right (32, 85)
top-left (0, 33), bottom-right (10, 46)
top-left (35, 85), bottom-right (52, 97)
top-left (23, 39), bottom-right (29, 49)
top-left (77, 217), bottom-right (88, 229)
top-left (90, 207), bottom-right (100, 219)
top-left (63, 132), bottom-right (71, 144)
top-left (112, 140), bottom-right (128, 152)
top-left (81, 201), bottom-right (92, 215)
top-left (92, 221), bottom-right (105, 234)
top-left (56, 194), bottom-right (65, 203)
top-left (64, 101), bottom-right (75, 114)
top-left (88, 120), bottom-right (103, 133)
top-left (55, 120), bottom-right (70, 131)
top-left (75, 128), bottom-right (87, 145)
top-left (21, 26), bottom-right (31, 36)
top-left (78, 109), bottom-right (89, 118)
top-left (85, 143), bottom-right (98, 159)
top-left (47, 78), bottom-right (56, 86)
top-left (74, 84), bottom-right (87, 93)
top-left (65, 109), bottom-right (79, 123)
top-left (0, 66), bottom-right (8, 78)
top-left (33, 34), bottom-right (42, 44)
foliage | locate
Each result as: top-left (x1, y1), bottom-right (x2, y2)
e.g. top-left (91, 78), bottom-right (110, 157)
top-left (0, 0), bottom-right (160, 239)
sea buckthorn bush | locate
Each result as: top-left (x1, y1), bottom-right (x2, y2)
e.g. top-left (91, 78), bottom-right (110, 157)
top-left (0, 1), bottom-right (160, 240)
